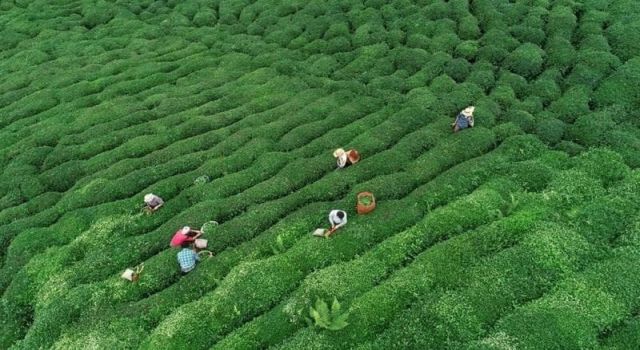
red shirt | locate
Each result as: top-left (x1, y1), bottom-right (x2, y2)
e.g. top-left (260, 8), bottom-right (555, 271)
top-left (170, 231), bottom-right (196, 247)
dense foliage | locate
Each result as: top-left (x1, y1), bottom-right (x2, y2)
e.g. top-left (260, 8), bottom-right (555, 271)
top-left (0, 0), bottom-right (639, 349)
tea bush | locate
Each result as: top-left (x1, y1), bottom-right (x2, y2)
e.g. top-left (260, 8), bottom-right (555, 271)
top-left (505, 43), bottom-right (545, 79)
top-left (548, 5), bottom-right (577, 40)
top-left (605, 130), bottom-right (640, 168)
top-left (1, 1), bottom-right (639, 348)
top-left (549, 86), bottom-right (591, 124)
top-left (444, 57), bottom-right (471, 82)
top-left (535, 118), bottom-right (566, 145)
top-left (603, 317), bottom-right (640, 349)
top-left (545, 36), bottom-right (576, 73)
top-left (594, 58), bottom-right (640, 110)
top-left (476, 248), bottom-right (640, 350)
top-left (458, 15), bottom-right (481, 40)
top-left (219, 198), bottom-right (548, 349)
top-left (606, 18), bottom-right (640, 62)
top-left (567, 111), bottom-right (616, 146)
top-left (364, 224), bottom-right (597, 349)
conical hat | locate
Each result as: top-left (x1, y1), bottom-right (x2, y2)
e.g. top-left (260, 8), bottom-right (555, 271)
top-left (462, 106), bottom-right (475, 116)
top-left (144, 193), bottom-right (154, 202)
top-left (333, 148), bottom-right (345, 158)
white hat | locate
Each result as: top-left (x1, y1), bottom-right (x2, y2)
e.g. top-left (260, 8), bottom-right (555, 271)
top-left (181, 226), bottom-right (191, 234)
top-left (333, 148), bottom-right (345, 158)
top-left (144, 193), bottom-right (154, 202)
top-left (462, 106), bottom-right (475, 116)
top-left (121, 268), bottom-right (135, 281)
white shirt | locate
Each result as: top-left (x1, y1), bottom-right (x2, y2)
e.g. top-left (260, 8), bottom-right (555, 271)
top-left (336, 153), bottom-right (348, 168)
top-left (328, 210), bottom-right (347, 228)
top-left (145, 194), bottom-right (164, 207)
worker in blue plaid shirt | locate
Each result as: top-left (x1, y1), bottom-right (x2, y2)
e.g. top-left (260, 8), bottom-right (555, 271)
top-left (177, 242), bottom-right (211, 274)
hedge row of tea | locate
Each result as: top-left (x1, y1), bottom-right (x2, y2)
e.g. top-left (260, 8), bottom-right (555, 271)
top-left (1, 0), bottom-right (639, 349)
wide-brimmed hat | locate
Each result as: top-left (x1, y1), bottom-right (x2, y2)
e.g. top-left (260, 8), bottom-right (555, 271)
top-left (333, 148), bottom-right (346, 158)
top-left (462, 106), bottom-right (475, 116)
top-left (181, 226), bottom-right (191, 234)
top-left (144, 193), bottom-right (154, 202)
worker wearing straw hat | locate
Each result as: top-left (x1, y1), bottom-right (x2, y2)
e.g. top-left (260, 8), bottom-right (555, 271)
top-left (143, 193), bottom-right (164, 212)
top-left (333, 148), bottom-right (360, 169)
top-left (452, 106), bottom-right (475, 133)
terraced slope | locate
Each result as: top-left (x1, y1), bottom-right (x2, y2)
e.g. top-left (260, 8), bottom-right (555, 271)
top-left (1, 0), bottom-right (640, 349)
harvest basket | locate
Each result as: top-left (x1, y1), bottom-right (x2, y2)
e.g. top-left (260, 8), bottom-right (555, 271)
top-left (121, 263), bottom-right (144, 282)
top-left (312, 228), bottom-right (329, 237)
top-left (200, 221), bottom-right (219, 234)
top-left (356, 191), bottom-right (376, 214)
top-left (348, 150), bottom-right (360, 164)
top-left (195, 238), bottom-right (208, 249)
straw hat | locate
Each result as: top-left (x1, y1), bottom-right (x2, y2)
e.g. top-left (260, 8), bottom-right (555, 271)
top-left (181, 226), bottom-right (191, 234)
top-left (144, 193), bottom-right (154, 202)
top-left (462, 106), bottom-right (475, 117)
top-left (333, 148), bottom-right (346, 158)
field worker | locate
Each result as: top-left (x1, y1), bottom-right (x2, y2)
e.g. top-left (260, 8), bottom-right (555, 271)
top-left (452, 106), bottom-right (475, 133)
top-left (333, 148), bottom-right (360, 169)
top-left (177, 242), bottom-right (210, 274)
top-left (170, 226), bottom-right (202, 248)
top-left (326, 209), bottom-right (348, 236)
top-left (144, 193), bottom-right (164, 212)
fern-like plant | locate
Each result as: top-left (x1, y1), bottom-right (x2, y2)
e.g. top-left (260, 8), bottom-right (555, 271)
top-left (309, 297), bottom-right (350, 331)
top-left (270, 234), bottom-right (286, 254)
top-left (193, 175), bottom-right (210, 186)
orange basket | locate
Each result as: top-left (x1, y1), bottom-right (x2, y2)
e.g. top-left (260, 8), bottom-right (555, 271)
top-left (348, 150), bottom-right (360, 164)
top-left (356, 191), bottom-right (376, 214)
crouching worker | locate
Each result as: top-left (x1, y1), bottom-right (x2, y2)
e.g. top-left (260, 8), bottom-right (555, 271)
top-left (452, 106), bottom-right (475, 133)
top-left (170, 226), bottom-right (202, 248)
top-left (143, 193), bottom-right (164, 213)
top-left (326, 209), bottom-right (348, 237)
top-left (177, 242), bottom-right (211, 274)
top-left (333, 148), bottom-right (360, 169)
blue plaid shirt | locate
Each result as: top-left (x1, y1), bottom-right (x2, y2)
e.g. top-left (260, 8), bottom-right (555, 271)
top-left (177, 248), bottom-right (200, 273)
top-left (455, 113), bottom-right (470, 129)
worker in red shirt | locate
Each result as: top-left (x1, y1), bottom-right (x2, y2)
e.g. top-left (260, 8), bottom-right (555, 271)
top-left (170, 226), bottom-right (202, 248)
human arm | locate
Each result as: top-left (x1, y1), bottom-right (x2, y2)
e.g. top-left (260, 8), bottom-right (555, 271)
top-left (468, 116), bottom-right (474, 127)
top-left (190, 229), bottom-right (203, 239)
top-left (151, 202), bottom-right (164, 210)
top-left (333, 221), bottom-right (346, 230)
top-left (452, 114), bottom-right (463, 127)
top-left (325, 227), bottom-right (336, 237)
top-left (184, 232), bottom-right (202, 242)
top-left (328, 213), bottom-right (346, 233)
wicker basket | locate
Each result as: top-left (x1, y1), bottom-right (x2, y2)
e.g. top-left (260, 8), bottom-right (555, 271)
top-left (348, 150), bottom-right (360, 164)
top-left (356, 191), bottom-right (376, 214)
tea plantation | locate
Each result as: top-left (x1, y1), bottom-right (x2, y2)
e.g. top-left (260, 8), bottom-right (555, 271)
top-left (1, 0), bottom-right (640, 349)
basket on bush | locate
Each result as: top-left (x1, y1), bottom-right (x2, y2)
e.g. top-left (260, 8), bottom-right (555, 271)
top-left (348, 150), bottom-right (360, 164)
top-left (356, 191), bottom-right (376, 214)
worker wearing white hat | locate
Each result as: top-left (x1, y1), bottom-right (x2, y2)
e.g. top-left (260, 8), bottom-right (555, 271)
top-left (333, 148), bottom-right (361, 169)
top-left (144, 193), bottom-right (164, 212)
top-left (170, 226), bottom-right (203, 247)
top-left (452, 106), bottom-right (475, 133)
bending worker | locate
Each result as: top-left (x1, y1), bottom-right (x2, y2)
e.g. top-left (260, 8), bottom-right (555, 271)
top-left (326, 209), bottom-right (348, 237)
top-left (452, 106), bottom-right (475, 133)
